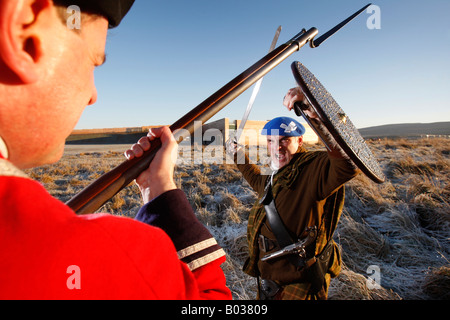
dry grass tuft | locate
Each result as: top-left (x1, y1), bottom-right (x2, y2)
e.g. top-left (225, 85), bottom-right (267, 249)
top-left (422, 266), bottom-right (450, 300)
top-left (328, 264), bottom-right (401, 300)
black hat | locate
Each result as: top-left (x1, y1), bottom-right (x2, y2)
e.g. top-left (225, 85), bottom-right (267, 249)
top-left (54, 0), bottom-right (135, 28)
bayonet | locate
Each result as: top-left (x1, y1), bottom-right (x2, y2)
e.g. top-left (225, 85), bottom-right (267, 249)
top-left (311, 3), bottom-right (372, 48)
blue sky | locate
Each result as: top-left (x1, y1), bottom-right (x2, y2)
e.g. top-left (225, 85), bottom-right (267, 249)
top-left (75, 0), bottom-right (450, 130)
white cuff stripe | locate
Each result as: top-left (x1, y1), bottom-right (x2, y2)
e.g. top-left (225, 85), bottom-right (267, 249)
top-left (186, 248), bottom-right (226, 271)
top-left (177, 238), bottom-right (218, 260)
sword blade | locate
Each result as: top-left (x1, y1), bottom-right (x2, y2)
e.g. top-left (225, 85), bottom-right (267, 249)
top-left (234, 25), bottom-right (282, 143)
top-left (311, 3), bottom-right (371, 48)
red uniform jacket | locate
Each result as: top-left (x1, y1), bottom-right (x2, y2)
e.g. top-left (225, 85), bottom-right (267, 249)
top-left (0, 156), bottom-right (231, 299)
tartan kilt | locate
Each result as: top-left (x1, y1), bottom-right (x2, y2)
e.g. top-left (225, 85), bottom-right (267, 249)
top-left (275, 273), bottom-right (331, 300)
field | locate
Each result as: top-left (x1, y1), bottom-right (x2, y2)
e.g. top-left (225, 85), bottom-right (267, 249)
top-left (25, 138), bottom-right (450, 299)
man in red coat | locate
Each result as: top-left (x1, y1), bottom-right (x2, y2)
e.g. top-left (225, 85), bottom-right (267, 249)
top-left (0, 0), bottom-right (231, 299)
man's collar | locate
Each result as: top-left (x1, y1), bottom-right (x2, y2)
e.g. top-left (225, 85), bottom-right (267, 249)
top-left (0, 136), bottom-right (8, 159)
top-left (0, 158), bottom-right (28, 179)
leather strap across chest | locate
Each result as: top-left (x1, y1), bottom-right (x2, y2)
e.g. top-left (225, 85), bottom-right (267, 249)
top-left (260, 176), bottom-right (295, 248)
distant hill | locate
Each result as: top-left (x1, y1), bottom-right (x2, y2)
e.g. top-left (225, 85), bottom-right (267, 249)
top-left (66, 132), bottom-right (146, 145)
top-left (66, 126), bottom-right (157, 145)
top-left (358, 122), bottom-right (450, 139)
top-left (67, 121), bottom-right (450, 144)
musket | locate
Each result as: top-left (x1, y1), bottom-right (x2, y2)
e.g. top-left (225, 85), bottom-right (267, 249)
top-left (67, 4), bottom-right (371, 214)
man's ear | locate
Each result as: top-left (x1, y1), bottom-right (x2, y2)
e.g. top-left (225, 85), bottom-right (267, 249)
top-left (0, 0), bottom-right (51, 84)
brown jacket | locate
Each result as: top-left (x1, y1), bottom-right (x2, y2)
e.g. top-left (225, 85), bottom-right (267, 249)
top-left (236, 146), bottom-right (359, 285)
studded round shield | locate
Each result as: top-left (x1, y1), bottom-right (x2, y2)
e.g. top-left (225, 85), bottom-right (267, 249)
top-left (291, 61), bottom-right (385, 183)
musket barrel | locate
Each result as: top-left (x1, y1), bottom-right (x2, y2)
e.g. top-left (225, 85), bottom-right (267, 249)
top-left (66, 27), bottom-right (318, 214)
